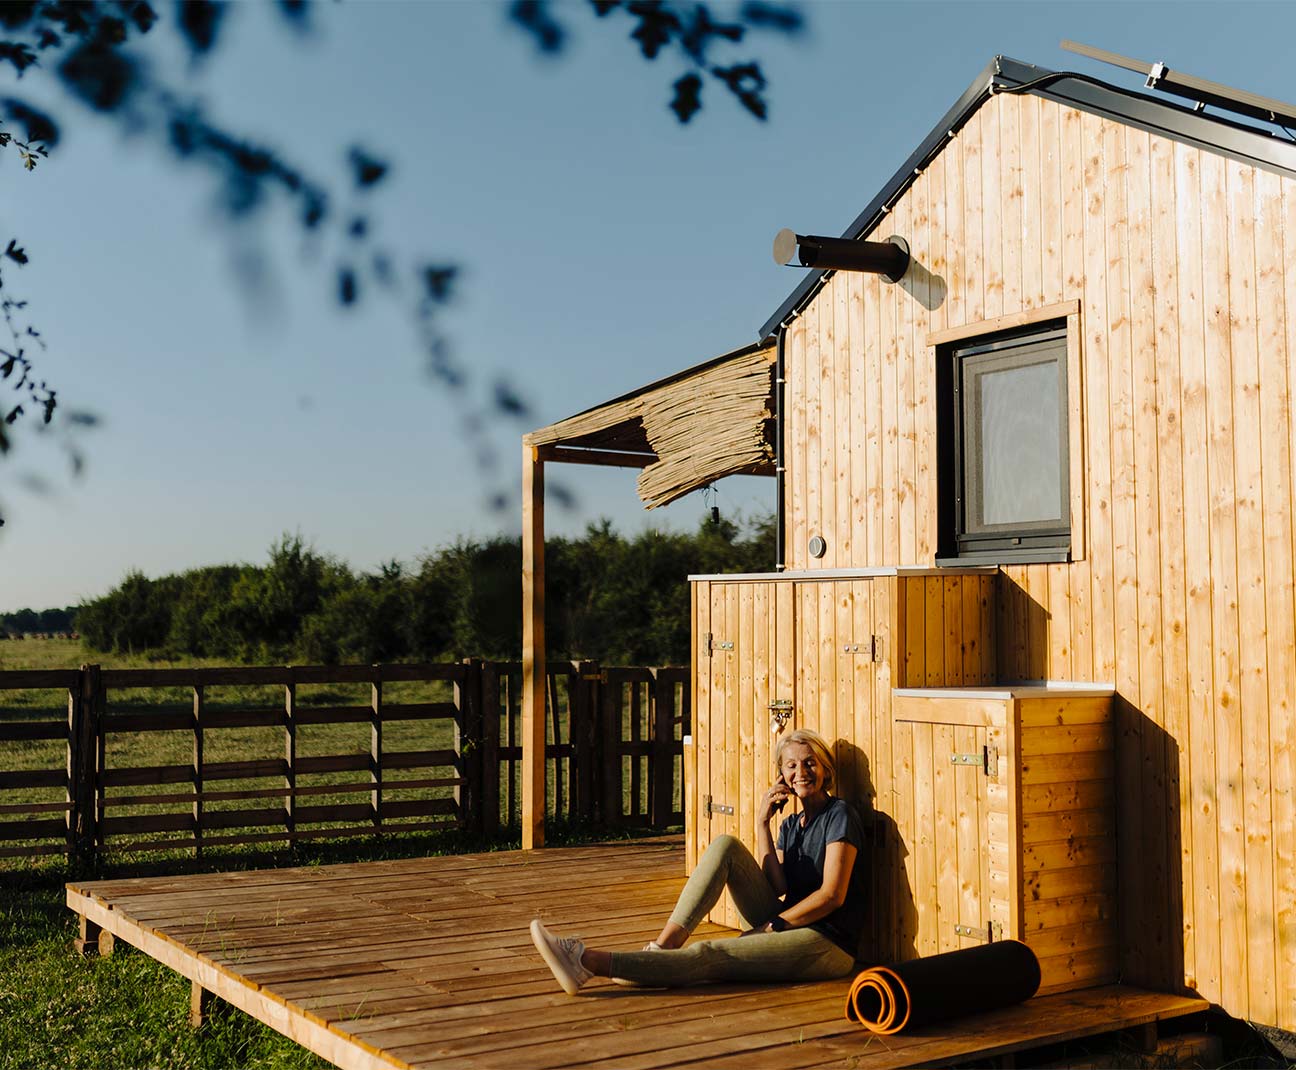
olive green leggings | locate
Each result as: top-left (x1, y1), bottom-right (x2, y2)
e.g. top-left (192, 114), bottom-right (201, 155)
top-left (607, 834), bottom-right (855, 987)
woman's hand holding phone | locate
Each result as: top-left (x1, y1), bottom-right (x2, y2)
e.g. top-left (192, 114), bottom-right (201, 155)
top-left (760, 775), bottom-right (792, 822)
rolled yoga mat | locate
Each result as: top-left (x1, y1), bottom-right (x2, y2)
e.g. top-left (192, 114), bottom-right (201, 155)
top-left (844, 940), bottom-right (1041, 1034)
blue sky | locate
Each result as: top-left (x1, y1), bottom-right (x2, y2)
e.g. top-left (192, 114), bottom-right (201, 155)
top-left (3, 1), bottom-right (1293, 613)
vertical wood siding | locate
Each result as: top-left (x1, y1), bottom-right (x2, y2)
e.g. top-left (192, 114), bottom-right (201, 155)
top-left (780, 91), bottom-right (1296, 1027)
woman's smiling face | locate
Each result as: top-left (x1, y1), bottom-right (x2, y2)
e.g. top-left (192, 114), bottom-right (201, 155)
top-left (780, 742), bottom-right (826, 800)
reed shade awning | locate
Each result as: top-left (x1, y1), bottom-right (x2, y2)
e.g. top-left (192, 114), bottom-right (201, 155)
top-left (525, 341), bottom-right (777, 508)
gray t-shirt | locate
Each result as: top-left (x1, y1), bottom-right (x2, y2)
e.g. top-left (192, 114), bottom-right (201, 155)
top-left (776, 796), bottom-right (868, 955)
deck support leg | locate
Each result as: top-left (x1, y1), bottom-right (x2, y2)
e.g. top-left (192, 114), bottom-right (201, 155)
top-left (189, 981), bottom-right (215, 1028)
top-left (74, 914), bottom-right (113, 957)
top-left (1125, 1021), bottom-right (1159, 1053)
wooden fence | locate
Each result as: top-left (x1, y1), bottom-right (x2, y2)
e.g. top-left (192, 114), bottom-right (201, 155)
top-left (0, 660), bottom-right (688, 865)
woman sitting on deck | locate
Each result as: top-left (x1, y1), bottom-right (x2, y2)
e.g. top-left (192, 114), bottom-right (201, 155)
top-left (530, 728), bottom-right (867, 994)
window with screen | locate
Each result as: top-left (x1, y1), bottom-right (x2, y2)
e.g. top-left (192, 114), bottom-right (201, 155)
top-left (939, 323), bottom-right (1070, 563)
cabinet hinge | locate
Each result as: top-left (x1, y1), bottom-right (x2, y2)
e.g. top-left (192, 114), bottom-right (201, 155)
top-left (950, 744), bottom-right (999, 779)
top-left (954, 921), bottom-right (1003, 942)
top-left (704, 795), bottom-right (734, 817)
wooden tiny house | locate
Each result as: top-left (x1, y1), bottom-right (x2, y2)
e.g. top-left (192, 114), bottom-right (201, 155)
top-left (523, 52), bottom-right (1296, 1032)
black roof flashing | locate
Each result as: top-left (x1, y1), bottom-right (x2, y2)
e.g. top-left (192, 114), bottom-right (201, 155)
top-left (758, 54), bottom-right (1296, 342)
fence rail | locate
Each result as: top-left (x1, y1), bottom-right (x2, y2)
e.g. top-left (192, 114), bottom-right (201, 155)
top-left (0, 660), bottom-right (688, 865)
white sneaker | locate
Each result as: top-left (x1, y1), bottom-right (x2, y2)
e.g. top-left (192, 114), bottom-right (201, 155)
top-left (530, 919), bottom-right (593, 995)
top-left (611, 939), bottom-right (664, 986)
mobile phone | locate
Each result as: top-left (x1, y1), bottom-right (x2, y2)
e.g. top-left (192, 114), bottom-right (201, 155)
top-left (772, 774), bottom-right (789, 813)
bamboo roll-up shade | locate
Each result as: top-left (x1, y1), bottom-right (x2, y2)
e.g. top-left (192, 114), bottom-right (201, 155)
top-left (527, 342), bottom-right (776, 508)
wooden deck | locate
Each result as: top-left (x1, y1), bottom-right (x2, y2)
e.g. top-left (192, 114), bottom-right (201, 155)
top-left (66, 838), bottom-right (1207, 1070)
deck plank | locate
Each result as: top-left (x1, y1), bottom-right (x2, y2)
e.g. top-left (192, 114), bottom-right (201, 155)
top-left (66, 838), bottom-right (1205, 1070)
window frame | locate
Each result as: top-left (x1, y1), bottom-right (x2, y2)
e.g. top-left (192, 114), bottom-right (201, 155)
top-left (933, 312), bottom-right (1081, 567)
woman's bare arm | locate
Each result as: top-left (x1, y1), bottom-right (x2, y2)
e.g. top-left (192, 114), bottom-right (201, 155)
top-left (755, 780), bottom-right (790, 896)
top-left (768, 840), bottom-right (857, 928)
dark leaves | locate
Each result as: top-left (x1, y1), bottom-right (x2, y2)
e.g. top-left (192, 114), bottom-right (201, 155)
top-left (338, 267), bottom-right (357, 306)
top-left (681, 7), bottom-right (743, 62)
top-left (177, 0), bottom-right (227, 56)
top-left (0, 3), bottom-right (37, 31)
top-left (348, 146), bottom-right (388, 189)
top-left (5, 405), bottom-right (22, 425)
top-left (739, 1), bottom-right (803, 33)
top-left (43, 3), bottom-right (92, 37)
top-left (301, 192), bottom-right (326, 229)
top-left (4, 240), bottom-right (28, 266)
top-left (712, 62), bottom-right (766, 120)
top-left (510, 0), bottom-right (565, 54)
top-left (627, 1), bottom-right (680, 59)
top-left (58, 41), bottom-right (139, 110)
top-left (123, 2), bottom-right (159, 35)
top-left (36, 28), bottom-right (60, 49)
top-left (0, 41), bottom-right (38, 75)
top-left (347, 216), bottom-right (367, 240)
top-left (421, 265), bottom-right (457, 303)
top-left (670, 72), bottom-right (702, 123)
top-left (492, 380), bottom-right (529, 418)
top-left (3, 98), bottom-right (58, 145)
top-left (590, 0), bottom-right (621, 14)
top-left (275, 0), bottom-right (310, 30)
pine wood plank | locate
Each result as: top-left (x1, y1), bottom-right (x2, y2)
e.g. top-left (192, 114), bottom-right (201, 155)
top-left (896, 185), bottom-right (917, 565)
top-left (805, 298), bottom-right (823, 570)
top-left (1174, 141), bottom-right (1220, 1004)
top-left (1202, 147), bottom-right (1247, 1016)
top-left (1276, 171), bottom-right (1296, 1032)
top-left (848, 272), bottom-right (869, 565)
top-left (981, 98), bottom-right (1004, 322)
top-left (1225, 156), bottom-right (1276, 1025)
top-left (836, 272), bottom-right (854, 567)
top-left (789, 320), bottom-right (808, 569)
top-left (820, 280), bottom-right (839, 568)
top-left (1000, 90), bottom-right (1022, 315)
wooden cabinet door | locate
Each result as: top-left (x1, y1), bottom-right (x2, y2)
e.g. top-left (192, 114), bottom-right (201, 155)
top-left (691, 580), bottom-right (795, 929)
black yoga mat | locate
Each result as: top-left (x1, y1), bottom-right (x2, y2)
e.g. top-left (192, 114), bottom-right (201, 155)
top-left (844, 940), bottom-right (1041, 1034)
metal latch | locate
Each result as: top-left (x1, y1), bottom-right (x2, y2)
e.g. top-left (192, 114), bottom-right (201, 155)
top-left (705, 795), bottom-right (734, 816)
top-left (955, 921), bottom-right (1003, 942)
top-left (950, 744), bottom-right (999, 779)
top-left (703, 633), bottom-right (734, 655)
top-left (768, 699), bottom-right (793, 733)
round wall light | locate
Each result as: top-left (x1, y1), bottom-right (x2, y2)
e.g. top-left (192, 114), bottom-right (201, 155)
top-left (808, 535), bottom-right (827, 559)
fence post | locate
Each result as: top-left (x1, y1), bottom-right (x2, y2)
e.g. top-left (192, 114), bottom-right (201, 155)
top-left (370, 671), bottom-right (383, 832)
top-left (651, 669), bottom-right (675, 829)
top-left (480, 662), bottom-right (501, 836)
top-left (571, 661), bottom-right (596, 823)
top-left (458, 658), bottom-right (484, 835)
top-left (69, 664), bottom-right (101, 869)
top-left (600, 669), bottom-right (621, 827)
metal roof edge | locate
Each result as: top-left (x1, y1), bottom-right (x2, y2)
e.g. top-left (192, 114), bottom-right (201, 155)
top-left (757, 53), bottom-right (1296, 342)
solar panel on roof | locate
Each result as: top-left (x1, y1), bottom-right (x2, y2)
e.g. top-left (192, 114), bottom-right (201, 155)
top-left (1061, 39), bottom-right (1296, 131)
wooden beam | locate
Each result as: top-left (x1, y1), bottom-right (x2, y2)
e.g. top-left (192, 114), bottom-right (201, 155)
top-left (521, 442), bottom-right (546, 850)
top-left (534, 444), bottom-right (656, 468)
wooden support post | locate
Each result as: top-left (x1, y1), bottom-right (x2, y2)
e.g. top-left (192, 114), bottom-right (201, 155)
top-left (189, 980), bottom-right (215, 1028)
top-left (74, 913), bottom-right (112, 957)
top-left (521, 441), bottom-right (546, 849)
top-left (69, 664), bottom-right (101, 869)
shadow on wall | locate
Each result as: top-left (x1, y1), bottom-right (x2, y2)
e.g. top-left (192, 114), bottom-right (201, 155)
top-left (898, 254), bottom-right (947, 312)
top-left (837, 739), bottom-right (917, 965)
top-left (1123, 708), bottom-right (1186, 995)
top-left (997, 572), bottom-right (1187, 995)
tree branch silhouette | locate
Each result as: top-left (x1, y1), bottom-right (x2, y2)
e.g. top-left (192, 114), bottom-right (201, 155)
top-left (0, 0), bottom-right (801, 522)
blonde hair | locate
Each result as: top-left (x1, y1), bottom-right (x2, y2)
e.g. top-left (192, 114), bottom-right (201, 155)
top-left (774, 728), bottom-right (836, 792)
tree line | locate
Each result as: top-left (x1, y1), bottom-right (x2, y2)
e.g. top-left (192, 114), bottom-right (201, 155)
top-left (0, 605), bottom-right (77, 637)
top-left (71, 516), bottom-right (775, 666)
